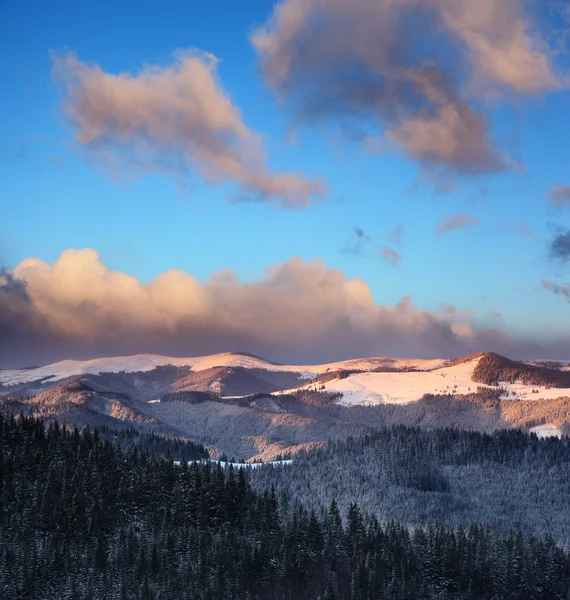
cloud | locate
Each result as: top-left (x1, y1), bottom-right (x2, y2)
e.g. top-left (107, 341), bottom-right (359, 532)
top-left (436, 213), bottom-right (480, 236)
top-left (541, 279), bottom-right (570, 300)
top-left (342, 227), bottom-right (401, 266)
top-left (252, 0), bottom-right (561, 182)
top-left (379, 246), bottom-right (401, 268)
top-left (548, 229), bottom-right (570, 264)
top-left (0, 248), bottom-right (539, 368)
top-left (503, 222), bottom-right (533, 235)
top-left (341, 226), bottom-right (372, 257)
top-left (51, 50), bottom-right (324, 208)
top-left (431, 303), bottom-right (478, 320)
top-left (388, 226), bottom-right (405, 246)
top-left (549, 185), bottom-right (570, 208)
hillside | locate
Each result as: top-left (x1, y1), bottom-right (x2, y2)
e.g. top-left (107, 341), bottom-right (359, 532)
top-left (473, 352), bottom-right (570, 387)
top-left (3, 414), bottom-right (568, 600)
top-left (2, 351), bottom-right (570, 460)
top-left (0, 351), bottom-right (448, 391)
top-left (250, 426), bottom-right (570, 542)
top-left (282, 353), bottom-right (570, 405)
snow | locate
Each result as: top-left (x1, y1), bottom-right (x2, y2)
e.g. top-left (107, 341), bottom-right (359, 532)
top-left (496, 383), bottom-right (570, 401)
top-left (2, 352), bottom-right (569, 404)
top-left (523, 360), bottom-right (570, 371)
top-left (0, 352), bottom-right (446, 387)
top-left (309, 359), bottom-right (485, 405)
top-left (529, 424), bottom-right (562, 438)
top-left (279, 359), bottom-right (570, 406)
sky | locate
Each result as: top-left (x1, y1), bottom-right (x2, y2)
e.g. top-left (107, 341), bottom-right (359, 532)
top-left (1, 0), bottom-right (570, 367)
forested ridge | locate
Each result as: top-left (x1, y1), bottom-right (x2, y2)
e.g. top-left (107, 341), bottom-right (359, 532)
top-left (1, 414), bottom-right (570, 599)
top-left (472, 353), bottom-right (570, 387)
top-left (250, 426), bottom-right (570, 541)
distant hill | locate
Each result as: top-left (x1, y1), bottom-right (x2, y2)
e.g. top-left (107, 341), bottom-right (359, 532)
top-left (1, 350), bottom-right (570, 460)
top-left (472, 352), bottom-right (570, 387)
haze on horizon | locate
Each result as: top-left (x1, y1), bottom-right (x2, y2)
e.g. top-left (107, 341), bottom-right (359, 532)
top-left (1, 0), bottom-right (570, 368)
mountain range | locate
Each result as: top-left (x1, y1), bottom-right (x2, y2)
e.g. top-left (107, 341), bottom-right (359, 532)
top-left (2, 351), bottom-right (569, 461)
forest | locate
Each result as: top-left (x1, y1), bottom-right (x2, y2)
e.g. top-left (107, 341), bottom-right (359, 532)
top-left (472, 353), bottom-right (570, 387)
top-left (250, 426), bottom-right (570, 541)
top-left (1, 414), bottom-right (570, 599)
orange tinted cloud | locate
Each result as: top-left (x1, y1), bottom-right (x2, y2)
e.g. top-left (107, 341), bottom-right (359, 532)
top-left (252, 0), bottom-right (561, 182)
top-left (51, 50), bottom-right (324, 207)
top-left (436, 213), bottom-right (480, 236)
top-left (1, 249), bottom-right (515, 367)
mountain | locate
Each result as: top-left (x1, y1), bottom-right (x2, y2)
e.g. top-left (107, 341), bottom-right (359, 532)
top-left (0, 351), bottom-right (446, 392)
top-left (1, 350), bottom-right (569, 460)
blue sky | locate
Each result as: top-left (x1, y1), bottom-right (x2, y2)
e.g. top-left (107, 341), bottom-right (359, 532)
top-left (1, 0), bottom-right (570, 364)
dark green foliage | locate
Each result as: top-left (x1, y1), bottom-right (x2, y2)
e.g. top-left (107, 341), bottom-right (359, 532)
top-left (1, 414), bottom-right (569, 599)
top-left (160, 390), bottom-right (218, 404)
top-left (95, 425), bottom-right (209, 461)
top-left (251, 426), bottom-right (570, 541)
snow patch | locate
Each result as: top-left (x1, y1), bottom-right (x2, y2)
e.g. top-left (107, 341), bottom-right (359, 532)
top-left (529, 424), bottom-right (562, 439)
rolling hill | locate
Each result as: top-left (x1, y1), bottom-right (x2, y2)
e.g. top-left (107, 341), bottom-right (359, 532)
top-left (1, 350), bottom-right (569, 460)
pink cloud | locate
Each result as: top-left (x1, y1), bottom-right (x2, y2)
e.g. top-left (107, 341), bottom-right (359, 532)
top-left (51, 50), bottom-right (324, 208)
top-left (0, 248), bottom-right (535, 368)
top-left (436, 213), bottom-right (480, 236)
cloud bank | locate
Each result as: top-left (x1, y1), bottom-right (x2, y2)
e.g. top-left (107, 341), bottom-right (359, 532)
top-left (252, 0), bottom-right (561, 183)
top-left (51, 50), bottom-right (324, 207)
top-left (2, 249), bottom-right (568, 368)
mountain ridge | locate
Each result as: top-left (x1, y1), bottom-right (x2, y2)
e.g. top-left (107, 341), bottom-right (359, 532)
top-left (2, 350), bottom-right (570, 461)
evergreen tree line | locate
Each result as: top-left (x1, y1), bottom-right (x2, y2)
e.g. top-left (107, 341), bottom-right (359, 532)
top-left (94, 424), bottom-right (209, 461)
top-left (472, 353), bottom-right (570, 387)
top-left (250, 425), bottom-right (570, 542)
top-left (1, 414), bottom-right (570, 599)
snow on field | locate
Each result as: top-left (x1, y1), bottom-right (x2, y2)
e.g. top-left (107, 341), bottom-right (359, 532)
top-left (498, 383), bottom-right (570, 401)
top-left (0, 352), bottom-right (446, 387)
top-left (310, 359), bottom-right (485, 405)
top-left (283, 359), bottom-right (570, 406)
top-left (529, 424), bottom-right (562, 438)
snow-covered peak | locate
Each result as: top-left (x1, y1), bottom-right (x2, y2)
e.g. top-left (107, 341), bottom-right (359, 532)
top-left (0, 352), bottom-right (275, 387)
top-left (0, 352), bottom-right (450, 387)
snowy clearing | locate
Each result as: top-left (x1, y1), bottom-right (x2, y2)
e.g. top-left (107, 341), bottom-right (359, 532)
top-left (529, 424), bottom-right (562, 438)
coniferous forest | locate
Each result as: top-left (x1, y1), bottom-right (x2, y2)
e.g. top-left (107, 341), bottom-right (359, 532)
top-left (1, 414), bottom-right (570, 599)
top-left (250, 426), bottom-right (570, 542)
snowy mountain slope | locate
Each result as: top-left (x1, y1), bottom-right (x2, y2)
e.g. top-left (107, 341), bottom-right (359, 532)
top-left (280, 358), bottom-right (570, 406)
top-left (0, 352), bottom-right (446, 388)
top-left (2, 351), bottom-right (570, 405)
top-left (2, 350), bottom-right (570, 461)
